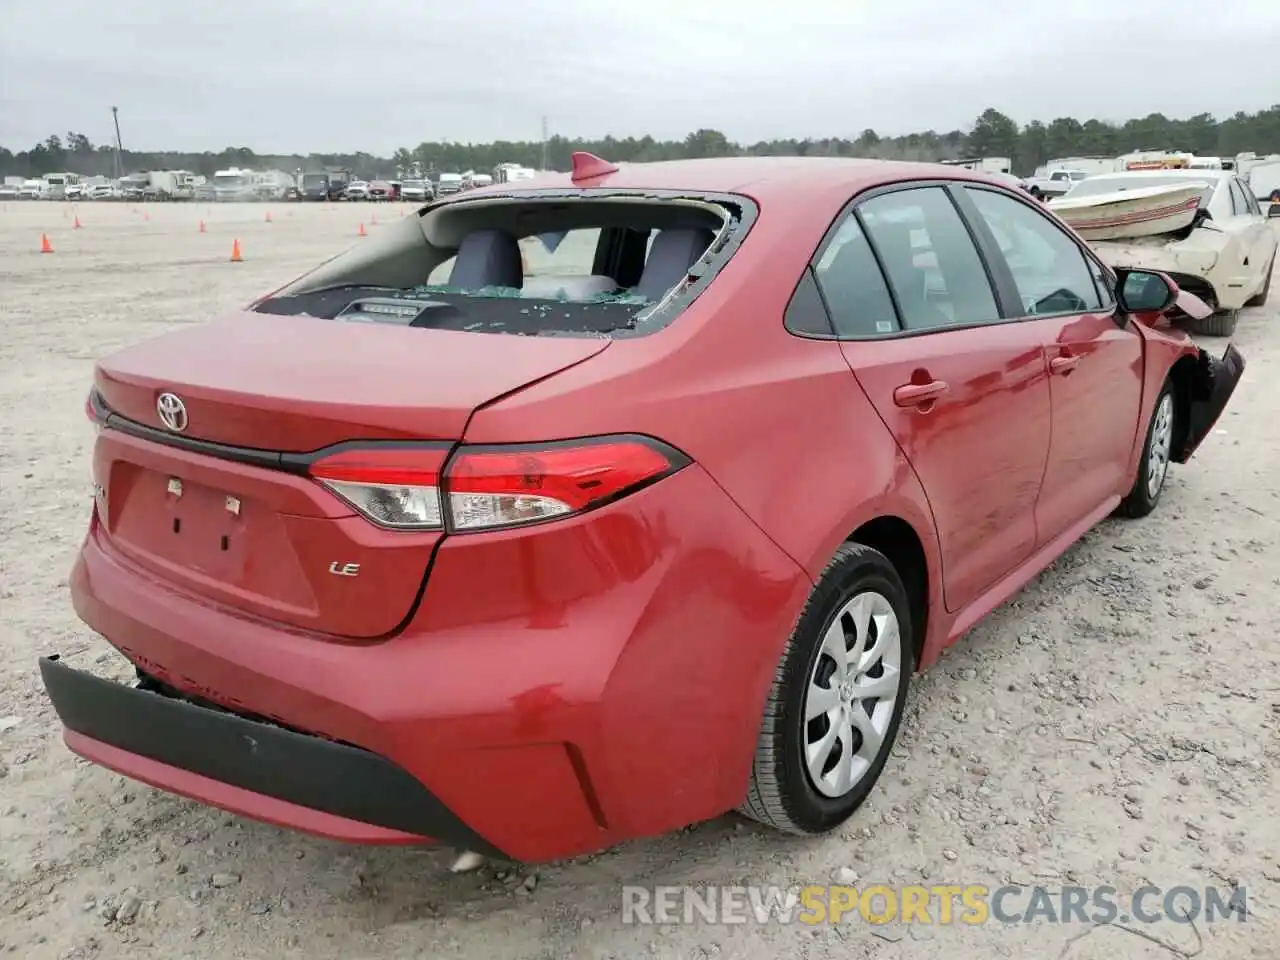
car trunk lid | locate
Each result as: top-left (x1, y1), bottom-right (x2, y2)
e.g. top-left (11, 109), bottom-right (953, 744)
top-left (91, 311), bottom-right (610, 638)
top-left (94, 311), bottom-right (610, 450)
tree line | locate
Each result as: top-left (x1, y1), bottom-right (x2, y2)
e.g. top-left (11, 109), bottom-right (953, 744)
top-left (3, 105), bottom-right (1278, 181)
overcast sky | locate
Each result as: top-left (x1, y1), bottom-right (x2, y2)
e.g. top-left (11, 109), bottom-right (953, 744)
top-left (2, 0), bottom-right (1277, 155)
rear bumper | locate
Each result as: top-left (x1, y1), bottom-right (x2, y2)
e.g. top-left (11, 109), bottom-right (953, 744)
top-left (53, 463), bottom-right (811, 861)
top-left (41, 655), bottom-right (500, 853)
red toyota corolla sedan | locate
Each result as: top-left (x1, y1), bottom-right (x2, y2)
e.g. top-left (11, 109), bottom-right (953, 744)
top-left (43, 153), bottom-right (1244, 863)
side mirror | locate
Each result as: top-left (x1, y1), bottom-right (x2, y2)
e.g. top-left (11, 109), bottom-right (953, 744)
top-left (1269, 202), bottom-right (1280, 219)
top-left (1116, 269), bottom-right (1176, 313)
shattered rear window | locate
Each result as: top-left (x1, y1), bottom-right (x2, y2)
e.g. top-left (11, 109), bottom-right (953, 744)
top-left (255, 192), bottom-right (754, 337)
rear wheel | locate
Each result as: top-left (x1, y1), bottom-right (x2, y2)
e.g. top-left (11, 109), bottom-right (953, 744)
top-left (740, 543), bottom-right (913, 834)
top-left (1120, 381), bottom-right (1175, 518)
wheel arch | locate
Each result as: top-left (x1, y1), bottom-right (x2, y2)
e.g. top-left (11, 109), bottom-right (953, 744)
top-left (1167, 353), bottom-right (1199, 464)
top-left (846, 516), bottom-right (930, 669)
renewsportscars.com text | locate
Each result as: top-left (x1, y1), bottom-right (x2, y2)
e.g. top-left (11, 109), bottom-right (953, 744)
top-left (621, 883), bottom-right (1247, 926)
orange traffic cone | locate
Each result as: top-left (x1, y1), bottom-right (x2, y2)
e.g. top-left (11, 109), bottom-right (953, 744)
top-left (230, 239), bottom-right (243, 262)
top-left (73, 215), bottom-right (82, 229)
top-left (40, 233), bottom-right (53, 253)
top-left (198, 219), bottom-right (206, 233)
top-left (264, 210), bottom-right (272, 223)
top-left (357, 222), bottom-right (367, 237)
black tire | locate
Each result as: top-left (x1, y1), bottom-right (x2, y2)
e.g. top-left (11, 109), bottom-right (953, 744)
top-left (1245, 255), bottom-right (1274, 308)
top-left (740, 542), bottom-right (914, 835)
top-left (1120, 380), bottom-right (1176, 519)
top-left (1185, 309), bottom-right (1238, 337)
top-left (1030, 186), bottom-right (1043, 200)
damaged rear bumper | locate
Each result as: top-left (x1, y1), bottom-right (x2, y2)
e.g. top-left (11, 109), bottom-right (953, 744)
top-left (1181, 342), bottom-right (1245, 461)
top-left (38, 655), bottom-right (506, 855)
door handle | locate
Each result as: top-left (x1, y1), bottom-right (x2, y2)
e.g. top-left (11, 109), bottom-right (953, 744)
top-left (1049, 355), bottom-right (1080, 374)
top-left (893, 379), bottom-right (949, 407)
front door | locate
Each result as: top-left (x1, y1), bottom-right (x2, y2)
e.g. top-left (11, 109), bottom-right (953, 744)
top-left (813, 185), bottom-right (1053, 614)
top-left (960, 185), bottom-right (1145, 544)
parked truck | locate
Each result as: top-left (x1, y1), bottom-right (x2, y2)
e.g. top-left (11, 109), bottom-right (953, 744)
top-left (939, 156), bottom-right (1012, 175)
top-left (1024, 168), bottom-right (1088, 200)
top-left (42, 172), bottom-right (81, 199)
top-left (212, 167), bottom-right (256, 202)
top-left (299, 168), bottom-right (352, 201)
top-left (143, 170), bottom-right (197, 201)
top-left (493, 163), bottom-right (538, 184)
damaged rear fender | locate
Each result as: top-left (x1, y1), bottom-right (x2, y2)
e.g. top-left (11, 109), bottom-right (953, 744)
top-left (1175, 343), bottom-right (1245, 462)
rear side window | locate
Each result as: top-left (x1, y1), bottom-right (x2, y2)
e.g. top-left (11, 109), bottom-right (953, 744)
top-left (965, 187), bottom-right (1103, 315)
top-left (858, 187), bottom-right (1000, 331)
top-left (1228, 180), bottom-right (1251, 215)
top-left (812, 215), bottom-right (899, 336)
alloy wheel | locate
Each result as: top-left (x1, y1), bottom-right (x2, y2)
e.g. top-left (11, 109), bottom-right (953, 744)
top-left (1146, 392), bottom-right (1174, 500)
top-left (803, 591), bottom-right (903, 798)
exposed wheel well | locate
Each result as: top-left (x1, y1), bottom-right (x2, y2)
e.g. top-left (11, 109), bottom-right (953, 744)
top-left (1167, 354), bottom-right (1198, 462)
top-left (848, 517), bottom-right (928, 665)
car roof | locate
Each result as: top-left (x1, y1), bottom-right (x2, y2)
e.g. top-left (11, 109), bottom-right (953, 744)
top-left (490, 156), bottom-right (1009, 204)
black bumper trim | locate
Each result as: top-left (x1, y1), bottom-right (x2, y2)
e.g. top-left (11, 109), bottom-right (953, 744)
top-left (39, 655), bottom-right (506, 859)
top-left (1183, 342), bottom-right (1245, 460)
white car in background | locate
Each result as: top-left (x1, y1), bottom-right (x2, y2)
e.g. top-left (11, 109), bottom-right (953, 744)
top-left (343, 180), bottom-right (370, 200)
top-left (1065, 169), bottom-right (1278, 336)
top-left (0, 183), bottom-right (19, 201)
top-left (88, 184), bottom-right (121, 201)
top-left (399, 179), bottom-right (435, 202)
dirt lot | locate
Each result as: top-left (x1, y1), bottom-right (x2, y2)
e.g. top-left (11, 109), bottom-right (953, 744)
top-left (1, 200), bottom-right (1278, 960)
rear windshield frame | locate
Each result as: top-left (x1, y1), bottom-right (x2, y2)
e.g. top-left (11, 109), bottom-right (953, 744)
top-left (412, 186), bottom-right (758, 338)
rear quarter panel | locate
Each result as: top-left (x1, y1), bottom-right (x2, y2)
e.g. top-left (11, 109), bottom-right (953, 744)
top-left (463, 184), bottom-right (943, 628)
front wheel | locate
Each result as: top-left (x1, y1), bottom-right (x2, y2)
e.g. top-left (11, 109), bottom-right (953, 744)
top-left (1120, 381), bottom-right (1175, 518)
top-left (740, 543), bottom-right (913, 835)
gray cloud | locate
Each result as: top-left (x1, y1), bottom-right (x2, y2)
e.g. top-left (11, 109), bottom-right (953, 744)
top-left (2, 0), bottom-right (1277, 154)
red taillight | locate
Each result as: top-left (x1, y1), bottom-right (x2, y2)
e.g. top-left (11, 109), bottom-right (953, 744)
top-left (308, 445), bottom-right (447, 530)
top-left (446, 438), bottom-right (680, 531)
top-left (306, 436), bottom-right (686, 533)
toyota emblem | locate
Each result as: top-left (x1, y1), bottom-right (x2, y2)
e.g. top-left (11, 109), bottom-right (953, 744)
top-left (156, 392), bottom-right (188, 433)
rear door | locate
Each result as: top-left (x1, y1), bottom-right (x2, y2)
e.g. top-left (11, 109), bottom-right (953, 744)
top-left (816, 183), bottom-right (1052, 614)
top-left (959, 185), bottom-right (1144, 545)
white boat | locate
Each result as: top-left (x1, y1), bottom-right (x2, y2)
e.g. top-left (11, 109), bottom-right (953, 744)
top-left (1049, 183), bottom-right (1206, 240)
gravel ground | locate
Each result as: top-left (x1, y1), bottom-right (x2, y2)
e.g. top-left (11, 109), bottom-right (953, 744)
top-left (1, 200), bottom-right (1278, 960)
